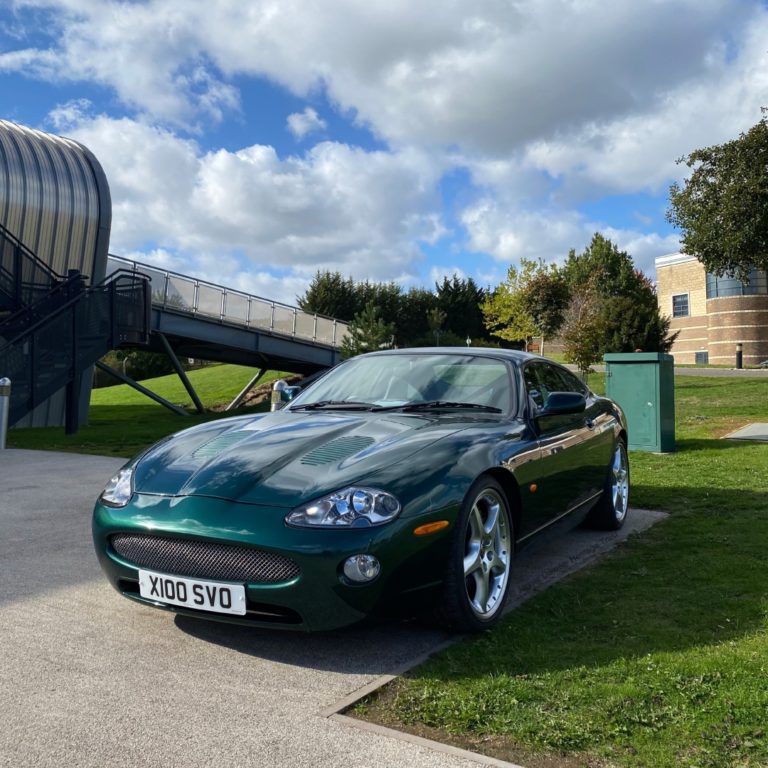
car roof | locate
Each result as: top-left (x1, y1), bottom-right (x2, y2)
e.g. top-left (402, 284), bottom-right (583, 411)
top-left (362, 346), bottom-right (542, 364)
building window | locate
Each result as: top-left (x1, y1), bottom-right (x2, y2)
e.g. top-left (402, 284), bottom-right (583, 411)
top-left (672, 294), bottom-right (689, 317)
top-left (706, 269), bottom-right (768, 298)
top-left (695, 351), bottom-right (709, 365)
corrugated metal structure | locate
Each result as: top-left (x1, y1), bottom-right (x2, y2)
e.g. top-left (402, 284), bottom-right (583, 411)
top-left (0, 119), bottom-right (111, 426)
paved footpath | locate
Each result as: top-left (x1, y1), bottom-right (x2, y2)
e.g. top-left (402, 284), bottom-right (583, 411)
top-left (0, 449), bottom-right (664, 768)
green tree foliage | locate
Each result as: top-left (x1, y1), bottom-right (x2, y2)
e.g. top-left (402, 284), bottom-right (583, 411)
top-left (560, 234), bottom-right (677, 369)
top-left (434, 275), bottom-right (487, 341)
top-left (482, 258), bottom-right (560, 347)
top-left (560, 283), bottom-right (604, 377)
top-left (426, 307), bottom-right (447, 345)
top-left (297, 271), bottom-right (490, 348)
top-left (521, 266), bottom-right (570, 348)
top-left (667, 115), bottom-right (768, 281)
top-left (297, 271), bottom-right (359, 320)
top-left (340, 302), bottom-right (396, 359)
top-left (94, 349), bottom-right (177, 387)
top-left (562, 233), bottom-right (640, 296)
top-left (397, 287), bottom-right (437, 345)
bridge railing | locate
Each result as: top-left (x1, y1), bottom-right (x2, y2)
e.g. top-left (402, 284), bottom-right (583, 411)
top-left (107, 255), bottom-right (349, 348)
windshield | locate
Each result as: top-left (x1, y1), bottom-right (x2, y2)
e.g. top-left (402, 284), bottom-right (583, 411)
top-left (288, 353), bottom-right (513, 413)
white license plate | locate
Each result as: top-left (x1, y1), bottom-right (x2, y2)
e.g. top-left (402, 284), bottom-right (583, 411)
top-left (138, 570), bottom-right (246, 616)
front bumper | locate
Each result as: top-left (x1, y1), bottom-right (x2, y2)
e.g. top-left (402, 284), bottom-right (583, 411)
top-left (93, 493), bottom-right (453, 631)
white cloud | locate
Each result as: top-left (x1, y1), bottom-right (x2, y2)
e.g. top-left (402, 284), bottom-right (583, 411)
top-left (286, 107), bottom-right (326, 139)
top-left (460, 199), bottom-right (679, 277)
top-left (428, 265), bottom-right (468, 286)
top-left (5, 0), bottom-right (765, 297)
top-left (5, 0), bottom-right (759, 153)
top-left (63, 112), bottom-right (445, 287)
top-left (462, 200), bottom-right (587, 264)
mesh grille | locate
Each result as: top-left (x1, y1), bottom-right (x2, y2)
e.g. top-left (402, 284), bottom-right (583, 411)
top-left (111, 534), bottom-right (300, 584)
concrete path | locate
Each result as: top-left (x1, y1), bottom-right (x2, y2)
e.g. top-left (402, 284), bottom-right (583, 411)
top-left (0, 449), bottom-right (665, 768)
top-left (724, 423), bottom-right (768, 442)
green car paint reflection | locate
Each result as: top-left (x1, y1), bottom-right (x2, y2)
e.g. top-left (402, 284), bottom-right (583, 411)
top-left (93, 348), bottom-right (629, 632)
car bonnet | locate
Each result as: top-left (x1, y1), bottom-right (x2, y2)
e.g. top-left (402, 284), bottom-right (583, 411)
top-left (131, 410), bottom-right (471, 507)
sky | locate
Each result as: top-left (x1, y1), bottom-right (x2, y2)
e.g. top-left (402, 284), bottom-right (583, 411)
top-left (1, 0), bottom-right (766, 308)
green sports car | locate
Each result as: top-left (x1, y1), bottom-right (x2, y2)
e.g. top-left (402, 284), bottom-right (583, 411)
top-left (93, 348), bottom-right (629, 632)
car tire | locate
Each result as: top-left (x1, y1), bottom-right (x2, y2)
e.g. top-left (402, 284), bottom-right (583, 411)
top-left (435, 476), bottom-right (514, 632)
top-left (587, 438), bottom-right (630, 531)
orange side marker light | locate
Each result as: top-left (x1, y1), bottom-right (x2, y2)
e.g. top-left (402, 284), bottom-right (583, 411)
top-left (413, 520), bottom-right (450, 536)
top-left (529, 483), bottom-right (538, 493)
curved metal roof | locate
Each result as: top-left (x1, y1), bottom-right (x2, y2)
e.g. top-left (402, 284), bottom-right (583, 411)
top-left (0, 119), bottom-right (111, 282)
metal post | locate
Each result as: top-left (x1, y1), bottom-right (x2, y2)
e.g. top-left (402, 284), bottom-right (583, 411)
top-left (157, 333), bottom-right (205, 413)
top-left (736, 342), bottom-right (743, 370)
top-left (0, 378), bottom-right (11, 449)
top-left (226, 368), bottom-right (267, 411)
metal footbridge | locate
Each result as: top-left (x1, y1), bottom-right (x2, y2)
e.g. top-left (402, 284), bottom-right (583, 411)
top-left (0, 217), bottom-right (348, 430)
top-left (107, 254), bottom-right (348, 373)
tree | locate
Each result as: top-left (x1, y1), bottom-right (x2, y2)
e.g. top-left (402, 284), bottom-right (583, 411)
top-left (481, 259), bottom-right (555, 348)
top-left (297, 271), bottom-right (358, 320)
top-left (435, 275), bottom-right (487, 341)
top-left (426, 307), bottom-right (447, 345)
top-left (340, 302), bottom-right (395, 359)
top-left (397, 287), bottom-right (437, 346)
top-left (562, 233), bottom-right (640, 297)
top-left (667, 115), bottom-right (768, 281)
top-left (560, 283), bottom-right (605, 377)
top-left (564, 234), bottom-right (677, 354)
top-left (520, 266), bottom-right (570, 353)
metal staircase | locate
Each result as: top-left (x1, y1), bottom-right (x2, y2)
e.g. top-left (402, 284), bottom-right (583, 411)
top-left (0, 223), bottom-right (151, 430)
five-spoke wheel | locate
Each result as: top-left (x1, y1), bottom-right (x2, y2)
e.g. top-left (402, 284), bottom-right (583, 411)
top-left (588, 438), bottom-right (630, 530)
top-left (436, 476), bottom-right (513, 631)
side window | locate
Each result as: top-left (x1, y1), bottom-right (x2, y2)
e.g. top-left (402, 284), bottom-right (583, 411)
top-left (536, 364), bottom-right (571, 398)
top-left (523, 364), bottom-right (545, 408)
top-left (524, 362), bottom-right (586, 412)
top-left (554, 367), bottom-right (588, 395)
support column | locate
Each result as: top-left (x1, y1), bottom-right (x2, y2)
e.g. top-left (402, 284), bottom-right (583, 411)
top-left (157, 333), bottom-right (205, 414)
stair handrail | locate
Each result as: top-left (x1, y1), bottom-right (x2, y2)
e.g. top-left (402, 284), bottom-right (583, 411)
top-left (0, 269), bottom-right (87, 332)
top-left (0, 269), bottom-right (150, 353)
top-left (0, 221), bottom-right (72, 284)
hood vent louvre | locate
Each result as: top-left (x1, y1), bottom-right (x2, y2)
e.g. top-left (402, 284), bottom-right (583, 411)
top-left (301, 436), bottom-right (375, 466)
top-left (192, 431), bottom-right (249, 459)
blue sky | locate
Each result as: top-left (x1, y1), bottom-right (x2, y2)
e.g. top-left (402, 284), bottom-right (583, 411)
top-left (1, 0), bottom-right (766, 305)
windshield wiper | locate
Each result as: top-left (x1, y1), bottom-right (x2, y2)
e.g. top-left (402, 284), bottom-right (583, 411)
top-left (373, 400), bottom-right (502, 413)
top-left (289, 400), bottom-right (376, 411)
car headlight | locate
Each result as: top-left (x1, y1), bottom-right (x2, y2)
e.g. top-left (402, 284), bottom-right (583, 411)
top-left (285, 487), bottom-right (401, 528)
top-left (100, 468), bottom-right (134, 507)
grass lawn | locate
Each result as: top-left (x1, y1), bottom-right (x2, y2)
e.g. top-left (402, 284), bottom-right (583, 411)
top-left (6, 364), bottom-right (284, 457)
top-left (353, 375), bottom-right (768, 768)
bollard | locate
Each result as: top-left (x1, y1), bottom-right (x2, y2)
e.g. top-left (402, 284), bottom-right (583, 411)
top-left (270, 379), bottom-right (301, 411)
top-left (0, 377), bottom-right (10, 450)
top-left (271, 379), bottom-right (288, 411)
top-left (736, 343), bottom-right (743, 370)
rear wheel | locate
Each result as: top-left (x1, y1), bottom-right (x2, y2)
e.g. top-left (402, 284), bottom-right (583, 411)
top-left (436, 477), bottom-right (513, 632)
top-left (587, 439), bottom-right (629, 530)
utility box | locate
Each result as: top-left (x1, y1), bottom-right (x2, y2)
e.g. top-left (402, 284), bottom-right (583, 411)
top-left (603, 352), bottom-right (675, 452)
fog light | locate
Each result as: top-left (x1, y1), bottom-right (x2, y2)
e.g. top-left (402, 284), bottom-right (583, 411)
top-left (342, 554), bottom-right (381, 583)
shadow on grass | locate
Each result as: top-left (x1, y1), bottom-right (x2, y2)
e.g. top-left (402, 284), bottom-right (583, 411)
top-left (417, 484), bottom-right (768, 681)
top-left (670, 436), bottom-right (764, 452)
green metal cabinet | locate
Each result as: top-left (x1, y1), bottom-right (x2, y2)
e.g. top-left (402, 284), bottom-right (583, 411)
top-left (603, 352), bottom-right (675, 452)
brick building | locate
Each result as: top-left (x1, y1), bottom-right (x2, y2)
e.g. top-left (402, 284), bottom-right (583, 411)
top-left (655, 253), bottom-right (768, 365)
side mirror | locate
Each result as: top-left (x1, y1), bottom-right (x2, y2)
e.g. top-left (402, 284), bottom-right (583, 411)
top-left (539, 391), bottom-right (586, 417)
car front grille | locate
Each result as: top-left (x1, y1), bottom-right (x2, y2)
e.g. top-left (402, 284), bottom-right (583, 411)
top-left (110, 533), bottom-right (301, 584)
